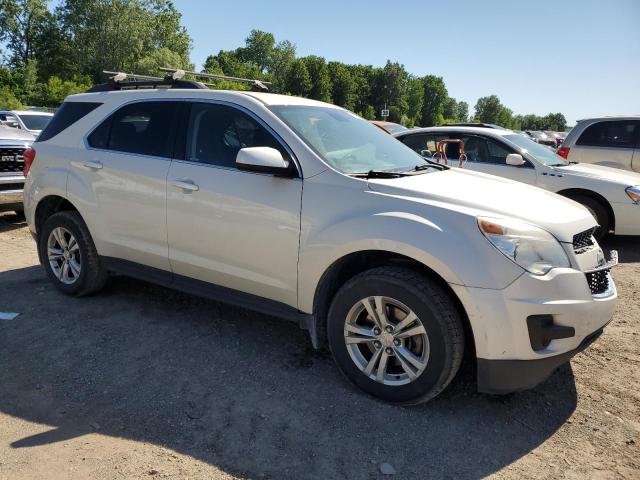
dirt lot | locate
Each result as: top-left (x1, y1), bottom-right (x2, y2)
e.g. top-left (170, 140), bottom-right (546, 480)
top-left (0, 211), bottom-right (638, 480)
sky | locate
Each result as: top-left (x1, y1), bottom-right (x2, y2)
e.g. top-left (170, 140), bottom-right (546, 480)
top-left (176, 0), bottom-right (640, 125)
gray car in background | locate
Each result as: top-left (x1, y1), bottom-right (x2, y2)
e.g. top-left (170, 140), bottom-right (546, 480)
top-left (558, 116), bottom-right (640, 172)
top-left (0, 125), bottom-right (35, 214)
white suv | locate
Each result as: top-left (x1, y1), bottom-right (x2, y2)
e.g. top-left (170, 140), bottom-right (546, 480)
top-left (559, 116), bottom-right (639, 172)
top-left (23, 82), bottom-right (618, 404)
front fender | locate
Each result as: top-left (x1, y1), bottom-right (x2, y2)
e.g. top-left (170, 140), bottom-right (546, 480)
top-left (297, 198), bottom-right (523, 313)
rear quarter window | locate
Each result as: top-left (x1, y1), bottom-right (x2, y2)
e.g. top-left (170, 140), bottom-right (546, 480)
top-left (576, 121), bottom-right (637, 148)
top-left (36, 102), bottom-right (102, 142)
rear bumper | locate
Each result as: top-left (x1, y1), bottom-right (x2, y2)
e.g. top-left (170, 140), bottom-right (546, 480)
top-left (477, 325), bottom-right (605, 394)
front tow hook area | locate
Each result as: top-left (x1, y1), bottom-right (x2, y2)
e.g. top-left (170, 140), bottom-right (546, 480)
top-left (526, 315), bottom-right (575, 351)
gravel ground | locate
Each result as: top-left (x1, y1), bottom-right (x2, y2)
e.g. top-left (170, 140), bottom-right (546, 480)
top-left (0, 211), bottom-right (638, 480)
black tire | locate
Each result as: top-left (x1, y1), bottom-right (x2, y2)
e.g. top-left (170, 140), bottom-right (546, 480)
top-left (327, 267), bottom-right (465, 405)
top-left (568, 195), bottom-right (610, 241)
top-left (38, 210), bottom-right (107, 296)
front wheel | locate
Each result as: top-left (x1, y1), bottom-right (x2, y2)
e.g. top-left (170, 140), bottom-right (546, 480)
top-left (568, 195), bottom-right (611, 241)
top-left (327, 267), bottom-right (465, 405)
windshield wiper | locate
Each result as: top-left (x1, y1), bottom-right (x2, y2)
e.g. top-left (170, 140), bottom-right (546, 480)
top-left (413, 162), bottom-right (447, 172)
top-left (349, 170), bottom-right (412, 179)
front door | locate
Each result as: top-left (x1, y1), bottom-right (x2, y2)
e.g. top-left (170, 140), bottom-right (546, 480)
top-left (450, 134), bottom-right (538, 184)
top-left (166, 102), bottom-right (302, 307)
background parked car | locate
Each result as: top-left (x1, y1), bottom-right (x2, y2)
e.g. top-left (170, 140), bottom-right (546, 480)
top-left (526, 130), bottom-right (557, 147)
top-left (544, 131), bottom-right (567, 148)
top-left (0, 125), bottom-right (34, 214)
top-left (0, 110), bottom-right (54, 136)
top-left (395, 126), bottom-right (640, 239)
top-left (370, 120), bottom-right (408, 134)
top-left (558, 116), bottom-right (639, 172)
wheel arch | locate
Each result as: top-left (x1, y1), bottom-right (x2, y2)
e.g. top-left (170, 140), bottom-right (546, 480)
top-left (311, 249), bottom-right (476, 357)
top-left (34, 195), bottom-right (81, 236)
top-left (556, 188), bottom-right (615, 231)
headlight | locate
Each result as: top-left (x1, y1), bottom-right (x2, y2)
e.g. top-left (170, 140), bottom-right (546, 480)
top-left (478, 216), bottom-right (570, 275)
top-left (626, 186), bottom-right (640, 204)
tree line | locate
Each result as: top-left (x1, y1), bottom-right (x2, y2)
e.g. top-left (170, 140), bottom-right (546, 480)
top-left (0, 0), bottom-right (567, 131)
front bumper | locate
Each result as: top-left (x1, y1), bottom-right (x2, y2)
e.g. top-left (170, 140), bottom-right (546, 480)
top-left (0, 174), bottom-right (24, 211)
top-left (450, 261), bottom-right (617, 393)
top-left (611, 202), bottom-right (640, 236)
top-left (477, 325), bottom-right (606, 394)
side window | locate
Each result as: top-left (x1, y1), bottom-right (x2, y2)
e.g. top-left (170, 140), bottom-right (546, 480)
top-left (577, 121), bottom-right (636, 148)
top-left (88, 102), bottom-right (178, 157)
top-left (186, 103), bottom-right (285, 168)
top-left (401, 134), bottom-right (448, 157)
top-left (38, 102), bottom-right (101, 142)
top-left (462, 136), bottom-right (513, 164)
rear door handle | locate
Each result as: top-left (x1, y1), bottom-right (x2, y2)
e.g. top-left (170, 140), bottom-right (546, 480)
top-left (172, 179), bottom-right (199, 191)
top-left (82, 160), bottom-right (103, 170)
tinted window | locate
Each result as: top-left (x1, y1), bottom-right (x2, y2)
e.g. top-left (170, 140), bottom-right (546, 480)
top-left (401, 133), bottom-right (449, 157)
top-left (102, 102), bottom-right (178, 157)
top-left (87, 116), bottom-right (111, 149)
top-left (19, 114), bottom-right (51, 130)
top-left (186, 103), bottom-right (285, 168)
top-left (37, 102), bottom-right (101, 142)
top-left (577, 121), bottom-right (637, 148)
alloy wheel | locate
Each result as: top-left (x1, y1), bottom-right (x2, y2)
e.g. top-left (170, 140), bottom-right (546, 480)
top-left (344, 296), bottom-right (430, 386)
top-left (47, 227), bottom-right (82, 285)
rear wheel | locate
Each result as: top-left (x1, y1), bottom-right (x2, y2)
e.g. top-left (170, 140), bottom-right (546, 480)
top-left (568, 195), bottom-right (610, 241)
top-left (327, 267), bottom-right (465, 405)
top-left (38, 211), bottom-right (107, 296)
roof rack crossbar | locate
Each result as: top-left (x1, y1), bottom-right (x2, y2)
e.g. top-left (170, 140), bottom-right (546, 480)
top-left (87, 67), bottom-right (271, 93)
top-left (159, 67), bottom-right (271, 92)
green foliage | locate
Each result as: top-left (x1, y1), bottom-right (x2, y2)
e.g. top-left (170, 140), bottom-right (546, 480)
top-left (0, 5), bottom-right (567, 127)
top-left (328, 61), bottom-right (356, 110)
top-left (301, 55), bottom-right (332, 102)
top-left (285, 59), bottom-right (312, 97)
top-left (421, 75), bottom-right (447, 127)
top-left (0, 85), bottom-right (23, 109)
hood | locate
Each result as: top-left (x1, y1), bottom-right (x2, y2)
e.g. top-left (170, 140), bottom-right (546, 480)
top-left (555, 162), bottom-right (640, 186)
top-left (368, 168), bottom-right (596, 243)
top-left (0, 125), bottom-right (36, 142)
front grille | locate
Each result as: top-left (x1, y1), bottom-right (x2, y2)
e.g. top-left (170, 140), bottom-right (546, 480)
top-left (0, 147), bottom-right (25, 173)
top-left (573, 227), bottom-right (597, 252)
top-left (0, 183), bottom-right (22, 192)
top-left (585, 269), bottom-right (610, 295)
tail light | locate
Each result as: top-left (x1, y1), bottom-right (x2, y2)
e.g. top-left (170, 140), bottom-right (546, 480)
top-left (556, 146), bottom-right (570, 160)
top-left (23, 147), bottom-right (36, 177)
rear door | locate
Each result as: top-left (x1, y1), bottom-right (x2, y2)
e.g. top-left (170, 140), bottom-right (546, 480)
top-left (166, 101), bottom-right (302, 307)
top-left (572, 120), bottom-right (637, 170)
top-left (76, 100), bottom-right (181, 272)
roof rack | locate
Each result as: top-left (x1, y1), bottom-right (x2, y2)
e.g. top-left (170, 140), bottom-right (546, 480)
top-left (159, 67), bottom-right (271, 92)
top-left (87, 67), bottom-right (271, 93)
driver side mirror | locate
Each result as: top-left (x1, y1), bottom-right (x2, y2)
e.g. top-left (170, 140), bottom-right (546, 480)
top-left (236, 147), bottom-right (294, 177)
top-left (506, 153), bottom-right (526, 167)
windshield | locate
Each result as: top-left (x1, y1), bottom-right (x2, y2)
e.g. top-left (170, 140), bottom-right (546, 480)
top-left (19, 114), bottom-right (51, 130)
top-left (503, 134), bottom-right (567, 166)
top-left (270, 106), bottom-right (426, 174)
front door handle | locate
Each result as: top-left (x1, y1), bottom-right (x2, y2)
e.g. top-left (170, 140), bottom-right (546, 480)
top-left (172, 179), bottom-right (199, 191)
top-left (82, 160), bottom-right (103, 170)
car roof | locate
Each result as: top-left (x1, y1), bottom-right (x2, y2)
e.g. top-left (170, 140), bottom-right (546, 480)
top-left (7, 110), bottom-right (54, 116)
top-left (66, 89), bottom-right (338, 108)
top-left (394, 125), bottom-right (515, 138)
top-left (577, 115), bottom-right (640, 122)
